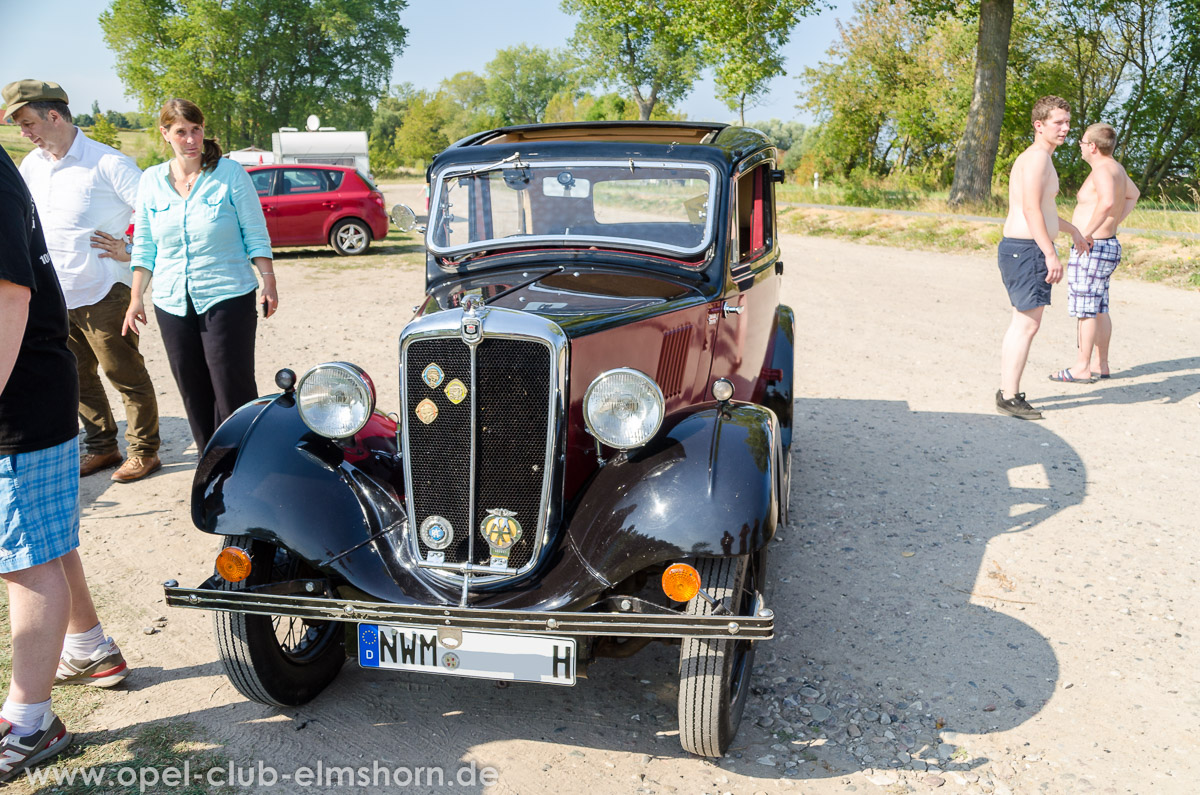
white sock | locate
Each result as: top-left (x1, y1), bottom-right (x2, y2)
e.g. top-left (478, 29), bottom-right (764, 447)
top-left (62, 622), bottom-right (106, 660)
top-left (1, 697), bottom-right (51, 737)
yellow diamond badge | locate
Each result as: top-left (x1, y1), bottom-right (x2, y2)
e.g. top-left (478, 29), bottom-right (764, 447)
top-left (415, 398), bottom-right (438, 425)
top-left (444, 378), bottom-right (467, 405)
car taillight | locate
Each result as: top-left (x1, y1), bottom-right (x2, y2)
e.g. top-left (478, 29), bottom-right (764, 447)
top-left (371, 191), bottom-right (385, 208)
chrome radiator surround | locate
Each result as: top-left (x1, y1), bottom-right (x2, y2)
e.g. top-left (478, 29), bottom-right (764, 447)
top-left (399, 303), bottom-right (568, 586)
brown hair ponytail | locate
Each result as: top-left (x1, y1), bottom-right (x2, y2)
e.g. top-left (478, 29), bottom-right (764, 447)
top-left (202, 138), bottom-right (222, 172)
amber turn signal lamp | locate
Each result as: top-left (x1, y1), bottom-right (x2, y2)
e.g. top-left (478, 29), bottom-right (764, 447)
top-left (662, 563), bottom-right (702, 602)
top-left (215, 546), bottom-right (252, 583)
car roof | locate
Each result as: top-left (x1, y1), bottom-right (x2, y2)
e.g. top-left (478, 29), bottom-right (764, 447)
top-left (245, 163), bottom-right (354, 172)
top-left (451, 121), bottom-right (728, 147)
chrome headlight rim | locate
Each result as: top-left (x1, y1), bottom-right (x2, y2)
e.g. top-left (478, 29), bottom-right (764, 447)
top-left (582, 367), bottom-right (665, 451)
top-left (296, 361), bottom-right (376, 439)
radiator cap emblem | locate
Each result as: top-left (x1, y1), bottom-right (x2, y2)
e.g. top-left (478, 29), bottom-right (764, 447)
top-left (420, 515), bottom-right (454, 550)
top-left (415, 398), bottom-right (438, 424)
top-left (481, 508), bottom-right (523, 557)
top-left (421, 363), bottom-right (445, 388)
top-left (444, 378), bottom-right (467, 404)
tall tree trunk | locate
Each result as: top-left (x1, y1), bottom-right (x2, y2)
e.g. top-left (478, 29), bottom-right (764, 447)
top-left (948, 0), bottom-right (1014, 207)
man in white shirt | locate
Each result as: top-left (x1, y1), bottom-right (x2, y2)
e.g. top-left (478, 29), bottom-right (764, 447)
top-left (2, 80), bottom-right (160, 482)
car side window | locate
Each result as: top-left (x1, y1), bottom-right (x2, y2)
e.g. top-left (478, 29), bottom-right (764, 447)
top-left (325, 171), bottom-right (345, 190)
top-left (734, 164), bottom-right (773, 264)
top-left (250, 170), bottom-right (274, 197)
top-left (281, 169), bottom-right (326, 196)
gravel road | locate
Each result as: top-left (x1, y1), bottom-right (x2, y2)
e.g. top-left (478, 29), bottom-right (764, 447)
top-left (65, 203), bottom-right (1200, 794)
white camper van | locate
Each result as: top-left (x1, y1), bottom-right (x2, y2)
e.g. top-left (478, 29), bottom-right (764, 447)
top-left (271, 128), bottom-right (370, 179)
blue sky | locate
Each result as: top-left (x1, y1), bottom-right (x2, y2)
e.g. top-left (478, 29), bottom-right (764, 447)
top-left (4, 0), bottom-right (850, 128)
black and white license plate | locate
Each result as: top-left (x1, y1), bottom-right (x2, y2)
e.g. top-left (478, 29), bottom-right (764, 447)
top-left (357, 623), bottom-right (576, 685)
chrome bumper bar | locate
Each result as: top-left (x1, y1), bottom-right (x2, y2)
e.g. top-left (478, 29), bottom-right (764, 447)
top-left (163, 583), bottom-right (774, 640)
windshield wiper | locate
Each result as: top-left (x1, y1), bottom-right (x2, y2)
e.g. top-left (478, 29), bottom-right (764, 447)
top-left (485, 266), bottom-right (565, 305)
top-left (455, 152), bottom-right (530, 179)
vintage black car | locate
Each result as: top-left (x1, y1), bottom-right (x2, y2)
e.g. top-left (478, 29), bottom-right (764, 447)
top-left (165, 121), bottom-right (794, 757)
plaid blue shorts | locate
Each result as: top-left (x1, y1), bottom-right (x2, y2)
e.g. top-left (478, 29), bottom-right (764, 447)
top-left (1068, 237), bottom-right (1122, 318)
top-left (0, 437), bottom-right (81, 574)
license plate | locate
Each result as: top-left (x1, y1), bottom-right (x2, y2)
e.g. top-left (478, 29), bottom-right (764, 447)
top-left (357, 623), bottom-right (576, 685)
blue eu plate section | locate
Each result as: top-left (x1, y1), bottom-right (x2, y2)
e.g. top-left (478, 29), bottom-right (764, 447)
top-left (356, 622), bottom-right (576, 685)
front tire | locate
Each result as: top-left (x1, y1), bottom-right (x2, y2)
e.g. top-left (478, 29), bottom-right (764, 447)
top-left (213, 536), bottom-right (345, 706)
top-left (678, 555), bottom-right (758, 757)
top-left (330, 218), bottom-right (371, 255)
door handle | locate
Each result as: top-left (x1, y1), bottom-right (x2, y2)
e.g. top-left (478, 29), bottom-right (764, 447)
top-left (321, 201), bottom-right (338, 208)
top-left (722, 302), bottom-right (743, 317)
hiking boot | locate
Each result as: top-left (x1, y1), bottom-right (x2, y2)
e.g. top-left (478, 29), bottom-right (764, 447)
top-left (55, 637), bottom-right (129, 688)
top-left (79, 450), bottom-right (122, 477)
top-left (0, 712), bottom-right (72, 782)
top-left (111, 454), bottom-right (162, 483)
top-left (996, 390), bottom-right (1044, 420)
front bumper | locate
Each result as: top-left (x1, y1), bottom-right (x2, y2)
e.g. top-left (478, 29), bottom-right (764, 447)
top-left (163, 580), bottom-right (774, 640)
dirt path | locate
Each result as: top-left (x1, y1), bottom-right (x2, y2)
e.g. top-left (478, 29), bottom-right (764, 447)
top-left (66, 222), bottom-right (1200, 794)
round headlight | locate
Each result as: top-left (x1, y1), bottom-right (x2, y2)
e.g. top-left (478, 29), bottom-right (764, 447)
top-left (296, 362), bottom-right (376, 439)
top-left (583, 368), bottom-right (664, 450)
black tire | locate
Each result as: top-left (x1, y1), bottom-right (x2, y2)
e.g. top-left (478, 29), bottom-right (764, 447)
top-left (678, 555), bottom-right (758, 757)
top-left (213, 536), bottom-right (345, 706)
top-left (330, 218), bottom-right (371, 255)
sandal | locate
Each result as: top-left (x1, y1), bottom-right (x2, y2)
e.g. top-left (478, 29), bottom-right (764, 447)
top-left (1048, 368), bottom-right (1096, 384)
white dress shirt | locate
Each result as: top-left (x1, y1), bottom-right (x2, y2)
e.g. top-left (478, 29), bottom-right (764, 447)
top-left (18, 128), bottom-right (141, 309)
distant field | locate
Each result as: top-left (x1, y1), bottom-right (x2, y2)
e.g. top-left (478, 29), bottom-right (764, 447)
top-left (0, 124), bottom-right (163, 166)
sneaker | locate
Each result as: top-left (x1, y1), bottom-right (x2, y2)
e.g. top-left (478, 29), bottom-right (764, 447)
top-left (0, 712), bottom-right (72, 782)
top-left (79, 450), bottom-right (122, 477)
top-left (995, 389), bottom-right (1044, 420)
top-left (111, 454), bottom-right (162, 483)
top-left (55, 637), bottom-right (129, 688)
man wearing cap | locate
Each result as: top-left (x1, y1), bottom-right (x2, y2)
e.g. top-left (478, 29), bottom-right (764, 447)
top-left (2, 80), bottom-right (160, 482)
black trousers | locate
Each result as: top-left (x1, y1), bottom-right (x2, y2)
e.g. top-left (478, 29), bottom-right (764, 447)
top-left (156, 291), bottom-right (258, 453)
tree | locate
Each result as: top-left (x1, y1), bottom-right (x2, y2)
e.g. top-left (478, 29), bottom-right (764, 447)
top-left (562, 0), bottom-right (700, 120)
top-left (91, 113), bottom-right (122, 149)
top-left (100, 0), bottom-right (408, 149)
top-left (391, 91), bottom-right (450, 166)
top-left (484, 46), bottom-right (575, 126)
top-left (687, 0), bottom-right (817, 125)
top-left (947, 0), bottom-right (1014, 206)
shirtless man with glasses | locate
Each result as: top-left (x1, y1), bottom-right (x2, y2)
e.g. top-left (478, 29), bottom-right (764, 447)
top-left (1050, 123), bottom-right (1139, 383)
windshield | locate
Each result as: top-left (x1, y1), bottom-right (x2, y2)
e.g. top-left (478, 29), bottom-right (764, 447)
top-left (427, 159), bottom-right (717, 262)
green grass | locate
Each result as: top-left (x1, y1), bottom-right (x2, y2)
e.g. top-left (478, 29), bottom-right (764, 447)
top-left (272, 226), bottom-right (427, 271)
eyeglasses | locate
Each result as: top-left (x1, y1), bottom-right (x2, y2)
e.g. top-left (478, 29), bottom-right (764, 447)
top-left (1080, 140), bottom-right (1095, 146)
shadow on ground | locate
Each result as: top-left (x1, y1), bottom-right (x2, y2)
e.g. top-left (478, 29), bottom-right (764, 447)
top-left (48, 398), bottom-right (1085, 792)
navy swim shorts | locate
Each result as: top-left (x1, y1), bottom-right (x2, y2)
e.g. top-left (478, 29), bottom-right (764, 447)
top-left (998, 237), bottom-right (1051, 312)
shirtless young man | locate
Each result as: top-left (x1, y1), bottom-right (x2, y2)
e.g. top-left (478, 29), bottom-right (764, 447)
top-left (995, 95), bottom-right (1087, 420)
top-left (1051, 123), bottom-right (1139, 382)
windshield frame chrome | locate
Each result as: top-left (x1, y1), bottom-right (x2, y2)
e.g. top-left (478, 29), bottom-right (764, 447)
top-left (425, 158), bottom-right (720, 260)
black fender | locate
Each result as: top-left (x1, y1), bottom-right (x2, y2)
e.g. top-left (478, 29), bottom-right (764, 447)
top-left (192, 395), bottom-right (451, 604)
top-left (565, 402), bottom-right (781, 590)
top-left (762, 304), bottom-right (794, 455)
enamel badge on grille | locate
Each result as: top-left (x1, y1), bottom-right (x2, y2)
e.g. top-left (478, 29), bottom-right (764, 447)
top-left (415, 398), bottom-right (438, 424)
top-left (419, 515), bottom-right (454, 550)
top-left (444, 378), bottom-right (467, 404)
top-left (421, 363), bottom-right (445, 388)
top-left (481, 508), bottom-right (522, 568)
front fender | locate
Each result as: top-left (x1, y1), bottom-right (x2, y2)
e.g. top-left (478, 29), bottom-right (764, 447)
top-left (566, 403), bottom-right (780, 588)
top-left (191, 394), bottom-right (447, 603)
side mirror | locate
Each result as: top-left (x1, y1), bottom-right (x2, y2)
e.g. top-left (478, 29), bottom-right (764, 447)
top-left (390, 204), bottom-right (418, 232)
top-left (770, 169), bottom-right (785, 184)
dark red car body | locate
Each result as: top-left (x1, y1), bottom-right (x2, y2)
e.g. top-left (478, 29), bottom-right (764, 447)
top-left (246, 164), bottom-right (389, 255)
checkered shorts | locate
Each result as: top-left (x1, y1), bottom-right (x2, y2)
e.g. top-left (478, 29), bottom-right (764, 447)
top-left (0, 437), bottom-right (81, 574)
top-left (1067, 237), bottom-right (1122, 318)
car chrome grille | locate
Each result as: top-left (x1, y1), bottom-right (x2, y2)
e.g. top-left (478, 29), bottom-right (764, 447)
top-left (404, 334), bottom-right (554, 579)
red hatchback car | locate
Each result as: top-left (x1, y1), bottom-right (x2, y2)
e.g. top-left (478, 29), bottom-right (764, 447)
top-left (246, 164), bottom-right (390, 256)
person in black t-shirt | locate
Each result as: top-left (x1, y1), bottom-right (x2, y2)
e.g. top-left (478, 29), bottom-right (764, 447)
top-left (0, 146), bottom-right (127, 781)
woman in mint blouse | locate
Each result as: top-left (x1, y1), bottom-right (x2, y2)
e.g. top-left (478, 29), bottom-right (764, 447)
top-left (123, 99), bottom-right (277, 453)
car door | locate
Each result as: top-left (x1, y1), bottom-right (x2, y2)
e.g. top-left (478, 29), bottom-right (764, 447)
top-left (709, 161), bottom-right (782, 403)
top-left (273, 168), bottom-right (333, 246)
top-left (249, 169), bottom-right (278, 241)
